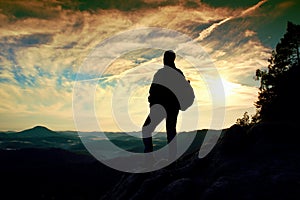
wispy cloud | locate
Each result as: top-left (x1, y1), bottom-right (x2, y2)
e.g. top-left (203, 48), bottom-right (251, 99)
top-left (196, 0), bottom-right (267, 41)
top-left (1, 0), bottom-right (294, 131)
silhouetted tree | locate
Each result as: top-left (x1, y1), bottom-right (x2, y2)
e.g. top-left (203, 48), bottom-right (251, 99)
top-left (236, 112), bottom-right (251, 127)
top-left (254, 21), bottom-right (300, 123)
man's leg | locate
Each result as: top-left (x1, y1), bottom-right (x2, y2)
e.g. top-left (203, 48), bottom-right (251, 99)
top-left (166, 108), bottom-right (179, 160)
top-left (142, 104), bottom-right (166, 153)
top-left (142, 116), bottom-right (153, 153)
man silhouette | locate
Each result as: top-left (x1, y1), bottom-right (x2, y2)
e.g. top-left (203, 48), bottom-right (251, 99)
top-left (142, 50), bottom-right (187, 159)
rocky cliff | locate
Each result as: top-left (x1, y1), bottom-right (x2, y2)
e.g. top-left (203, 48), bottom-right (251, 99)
top-left (101, 122), bottom-right (300, 200)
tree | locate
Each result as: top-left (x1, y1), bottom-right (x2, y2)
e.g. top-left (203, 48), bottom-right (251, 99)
top-left (236, 112), bottom-right (251, 127)
top-left (254, 21), bottom-right (300, 123)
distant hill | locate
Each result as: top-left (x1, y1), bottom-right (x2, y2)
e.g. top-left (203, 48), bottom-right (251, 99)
top-left (0, 125), bottom-right (86, 153)
top-left (16, 125), bottom-right (57, 137)
top-left (0, 126), bottom-right (210, 159)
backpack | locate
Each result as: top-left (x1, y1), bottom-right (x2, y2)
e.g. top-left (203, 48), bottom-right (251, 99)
top-left (179, 78), bottom-right (195, 111)
top-left (152, 66), bottom-right (195, 111)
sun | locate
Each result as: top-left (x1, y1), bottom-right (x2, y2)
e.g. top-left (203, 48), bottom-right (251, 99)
top-left (221, 78), bottom-right (240, 98)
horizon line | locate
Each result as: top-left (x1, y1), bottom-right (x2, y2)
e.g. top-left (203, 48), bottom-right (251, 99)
top-left (0, 125), bottom-right (229, 133)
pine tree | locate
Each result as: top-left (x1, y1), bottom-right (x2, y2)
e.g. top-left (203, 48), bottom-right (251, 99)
top-left (254, 21), bottom-right (300, 123)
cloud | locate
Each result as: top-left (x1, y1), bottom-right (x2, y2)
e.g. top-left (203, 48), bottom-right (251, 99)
top-left (0, 0), bottom-right (283, 131)
top-left (212, 39), bottom-right (271, 85)
top-left (196, 0), bottom-right (267, 41)
top-left (245, 29), bottom-right (256, 37)
top-left (18, 33), bottom-right (53, 46)
top-left (0, 0), bottom-right (61, 20)
top-left (0, 75), bottom-right (75, 131)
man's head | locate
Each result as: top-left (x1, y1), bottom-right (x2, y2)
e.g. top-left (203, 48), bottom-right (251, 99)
top-left (163, 50), bottom-right (176, 67)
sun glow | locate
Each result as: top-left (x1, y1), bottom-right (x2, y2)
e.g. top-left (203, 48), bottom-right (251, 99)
top-left (221, 78), bottom-right (240, 98)
top-left (1, 0), bottom-right (288, 131)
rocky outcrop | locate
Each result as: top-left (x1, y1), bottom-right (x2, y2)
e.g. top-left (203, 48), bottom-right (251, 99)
top-left (0, 148), bottom-right (123, 200)
top-left (101, 122), bottom-right (300, 200)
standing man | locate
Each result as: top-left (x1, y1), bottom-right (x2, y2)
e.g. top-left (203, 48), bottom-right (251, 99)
top-left (142, 50), bottom-right (193, 160)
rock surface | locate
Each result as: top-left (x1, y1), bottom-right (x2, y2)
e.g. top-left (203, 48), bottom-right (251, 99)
top-left (101, 122), bottom-right (300, 200)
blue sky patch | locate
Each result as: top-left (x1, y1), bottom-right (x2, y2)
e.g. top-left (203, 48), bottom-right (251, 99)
top-left (11, 65), bottom-right (36, 88)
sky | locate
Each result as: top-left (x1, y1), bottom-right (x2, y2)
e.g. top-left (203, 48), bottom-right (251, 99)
top-left (0, 0), bottom-right (299, 132)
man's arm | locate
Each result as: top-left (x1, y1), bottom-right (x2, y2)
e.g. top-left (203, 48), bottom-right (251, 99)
top-left (148, 83), bottom-right (159, 103)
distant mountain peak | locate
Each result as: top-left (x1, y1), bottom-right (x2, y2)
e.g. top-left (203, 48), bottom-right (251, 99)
top-left (32, 125), bottom-right (52, 131)
top-left (18, 125), bottom-right (56, 136)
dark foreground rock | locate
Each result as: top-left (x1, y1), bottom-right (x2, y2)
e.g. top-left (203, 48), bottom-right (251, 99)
top-left (0, 148), bottom-right (123, 200)
top-left (101, 122), bottom-right (300, 200)
top-left (1, 122), bottom-right (299, 200)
